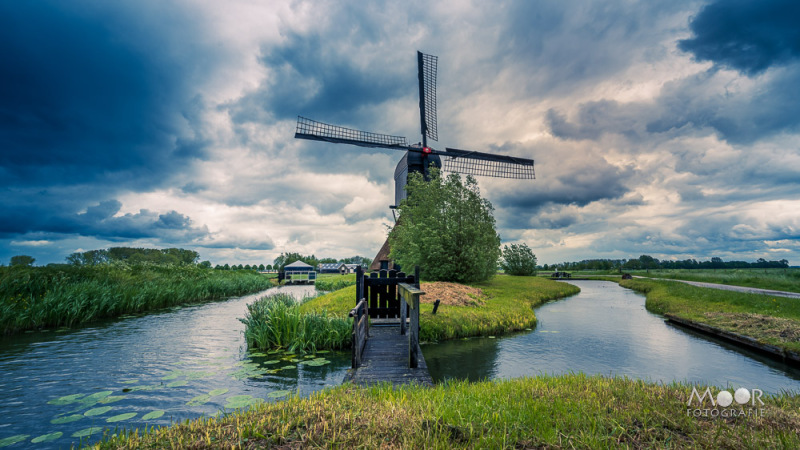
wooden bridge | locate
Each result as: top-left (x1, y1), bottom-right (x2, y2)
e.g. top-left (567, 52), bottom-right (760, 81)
top-left (343, 267), bottom-right (433, 386)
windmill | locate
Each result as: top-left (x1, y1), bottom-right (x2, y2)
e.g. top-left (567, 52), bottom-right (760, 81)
top-left (294, 51), bottom-right (535, 269)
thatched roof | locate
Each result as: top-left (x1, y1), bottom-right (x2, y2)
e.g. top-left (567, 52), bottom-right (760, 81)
top-left (369, 237), bottom-right (395, 271)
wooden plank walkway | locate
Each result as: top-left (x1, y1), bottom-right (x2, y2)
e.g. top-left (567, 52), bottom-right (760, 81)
top-left (344, 325), bottom-right (433, 386)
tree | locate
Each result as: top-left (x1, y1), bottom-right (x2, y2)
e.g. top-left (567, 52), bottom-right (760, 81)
top-left (501, 243), bottom-right (538, 276)
top-left (389, 169), bottom-right (500, 283)
top-left (258, 264), bottom-right (265, 271)
top-left (10, 255), bottom-right (35, 266)
top-left (199, 260), bottom-right (212, 269)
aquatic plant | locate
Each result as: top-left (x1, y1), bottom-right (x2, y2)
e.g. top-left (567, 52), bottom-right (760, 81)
top-left (240, 293), bottom-right (351, 353)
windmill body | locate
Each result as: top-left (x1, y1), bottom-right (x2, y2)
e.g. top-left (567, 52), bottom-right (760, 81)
top-left (294, 51), bottom-right (535, 268)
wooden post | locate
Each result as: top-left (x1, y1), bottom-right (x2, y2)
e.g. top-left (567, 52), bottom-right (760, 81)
top-left (349, 299), bottom-right (368, 368)
top-left (355, 266), bottom-right (363, 305)
top-left (398, 282), bottom-right (424, 369)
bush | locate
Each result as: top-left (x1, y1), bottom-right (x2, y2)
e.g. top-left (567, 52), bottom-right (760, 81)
top-left (389, 169), bottom-right (500, 283)
top-left (501, 243), bottom-right (538, 276)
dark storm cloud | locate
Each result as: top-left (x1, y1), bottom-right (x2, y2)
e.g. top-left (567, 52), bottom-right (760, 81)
top-left (678, 0), bottom-right (800, 75)
top-left (0, 0), bottom-right (220, 242)
top-left (0, 198), bottom-right (209, 242)
top-left (499, 0), bottom-right (687, 96)
top-left (229, 4), bottom-right (411, 128)
top-left (547, 65), bottom-right (800, 145)
top-left (0, 1), bottom-right (210, 189)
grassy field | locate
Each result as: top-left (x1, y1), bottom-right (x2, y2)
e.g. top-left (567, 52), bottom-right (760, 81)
top-left (313, 273), bottom-right (357, 292)
top-left (623, 268), bottom-right (800, 293)
top-left (0, 264), bottom-right (274, 335)
top-left (621, 278), bottom-right (800, 353)
top-left (299, 275), bottom-right (580, 342)
top-left (96, 374), bottom-right (800, 449)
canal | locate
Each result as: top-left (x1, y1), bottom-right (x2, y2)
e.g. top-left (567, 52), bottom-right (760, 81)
top-left (2, 280), bottom-right (800, 448)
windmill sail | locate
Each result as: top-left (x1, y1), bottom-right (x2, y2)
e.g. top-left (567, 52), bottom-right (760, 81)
top-left (295, 116), bottom-right (408, 150)
top-left (439, 148), bottom-right (535, 179)
top-left (417, 52), bottom-right (438, 145)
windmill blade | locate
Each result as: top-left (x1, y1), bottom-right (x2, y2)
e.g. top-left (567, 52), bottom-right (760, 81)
top-left (295, 116), bottom-right (409, 150)
top-left (417, 51), bottom-right (438, 144)
top-left (436, 147), bottom-right (535, 179)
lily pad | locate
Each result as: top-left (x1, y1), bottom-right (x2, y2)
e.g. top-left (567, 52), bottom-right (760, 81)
top-left (315, 350), bottom-right (329, 354)
top-left (141, 410), bottom-right (165, 421)
top-left (82, 391), bottom-right (113, 403)
top-left (106, 412), bottom-right (137, 423)
top-left (267, 390), bottom-right (291, 398)
top-left (161, 372), bottom-right (182, 380)
top-left (280, 365), bottom-right (296, 370)
top-left (209, 388), bottom-right (229, 397)
top-left (263, 360), bottom-right (281, 365)
top-left (120, 379), bottom-right (139, 384)
top-left (47, 393), bottom-right (84, 405)
top-left (186, 394), bottom-right (211, 406)
top-left (72, 427), bottom-right (104, 438)
top-left (0, 435), bottom-right (29, 447)
top-left (50, 414), bottom-right (83, 424)
top-left (30, 432), bottom-right (63, 444)
top-left (167, 380), bottom-right (188, 388)
top-left (85, 406), bottom-right (112, 417)
top-left (248, 352), bottom-right (267, 357)
top-left (98, 395), bottom-right (125, 404)
top-left (224, 395), bottom-right (261, 409)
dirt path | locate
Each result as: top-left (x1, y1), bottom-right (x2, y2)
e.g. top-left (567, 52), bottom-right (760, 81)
top-left (634, 277), bottom-right (800, 299)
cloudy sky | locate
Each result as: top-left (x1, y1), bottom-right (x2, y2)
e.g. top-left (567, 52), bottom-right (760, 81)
top-left (2, 0), bottom-right (799, 266)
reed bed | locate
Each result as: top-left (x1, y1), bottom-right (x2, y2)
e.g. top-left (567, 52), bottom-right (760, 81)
top-left (0, 264), bottom-right (273, 335)
top-left (96, 374), bottom-right (800, 448)
top-left (240, 293), bottom-right (351, 353)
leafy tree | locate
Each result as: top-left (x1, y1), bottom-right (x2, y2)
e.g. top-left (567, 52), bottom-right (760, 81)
top-left (389, 169), bottom-right (500, 283)
top-left (266, 264), bottom-right (272, 271)
top-left (273, 252), bottom-right (318, 271)
top-left (258, 264), bottom-right (265, 271)
top-left (223, 263), bottom-right (230, 270)
top-left (318, 257), bottom-right (338, 264)
top-left (199, 260), bottom-right (212, 269)
top-left (10, 255), bottom-right (35, 267)
top-left (501, 243), bottom-right (538, 276)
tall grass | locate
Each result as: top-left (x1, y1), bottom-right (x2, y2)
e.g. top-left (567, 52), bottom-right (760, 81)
top-left (0, 264), bottom-right (274, 335)
top-left (240, 293), bottom-right (351, 353)
top-left (98, 374), bottom-right (800, 448)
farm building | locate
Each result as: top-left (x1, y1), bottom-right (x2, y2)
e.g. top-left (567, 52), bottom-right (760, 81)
top-left (284, 260), bottom-right (315, 274)
top-left (344, 264), bottom-right (361, 273)
top-left (319, 262), bottom-right (346, 274)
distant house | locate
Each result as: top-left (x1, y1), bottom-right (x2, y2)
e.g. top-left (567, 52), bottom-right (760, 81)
top-left (344, 264), bottom-right (361, 274)
top-left (318, 262), bottom-right (346, 274)
top-left (284, 260), bottom-right (314, 274)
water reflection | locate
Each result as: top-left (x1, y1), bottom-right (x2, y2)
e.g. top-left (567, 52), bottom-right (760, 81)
top-left (424, 280), bottom-right (800, 394)
top-left (0, 285), bottom-right (350, 449)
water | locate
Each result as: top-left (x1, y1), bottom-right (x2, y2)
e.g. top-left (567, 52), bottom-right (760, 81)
top-left (4, 280), bottom-right (800, 448)
top-left (0, 285), bottom-right (350, 449)
top-left (424, 280), bottom-right (800, 393)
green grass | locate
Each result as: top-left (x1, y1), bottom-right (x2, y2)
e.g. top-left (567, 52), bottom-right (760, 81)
top-left (299, 275), bottom-right (580, 342)
top-left (621, 278), bottom-right (800, 353)
top-left (630, 268), bottom-right (800, 293)
top-left (96, 374), bottom-right (800, 449)
top-left (314, 273), bottom-right (357, 292)
top-left (0, 264), bottom-right (274, 335)
top-left (239, 293), bottom-right (351, 353)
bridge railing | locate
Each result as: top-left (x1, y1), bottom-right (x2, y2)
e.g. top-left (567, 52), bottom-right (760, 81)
top-left (398, 283), bottom-right (424, 368)
top-left (349, 299), bottom-right (369, 368)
